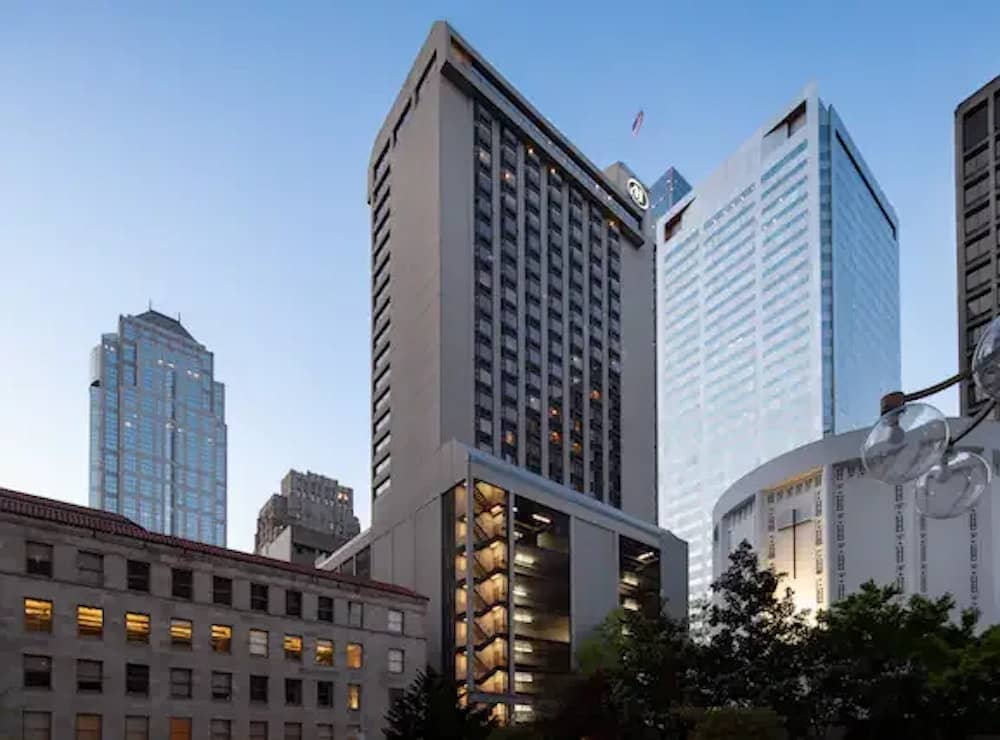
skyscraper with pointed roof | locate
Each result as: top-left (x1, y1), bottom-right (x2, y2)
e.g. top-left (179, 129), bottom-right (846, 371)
top-left (89, 310), bottom-right (227, 545)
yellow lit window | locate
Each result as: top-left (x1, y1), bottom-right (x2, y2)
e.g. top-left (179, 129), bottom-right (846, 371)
top-left (347, 683), bottom-right (361, 710)
top-left (315, 639), bottom-right (334, 666)
top-left (77, 605), bottom-right (103, 638)
top-left (346, 643), bottom-right (363, 669)
top-left (126, 612), bottom-right (150, 643)
top-left (24, 598), bottom-right (53, 633)
top-left (170, 618), bottom-right (193, 647)
top-left (284, 634), bottom-right (303, 660)
top-left (211, 624), bottom-right (232, 653)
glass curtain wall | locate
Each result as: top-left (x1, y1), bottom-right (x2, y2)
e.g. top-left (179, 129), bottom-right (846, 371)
top-left (619, 536), bottom-right (661, 618)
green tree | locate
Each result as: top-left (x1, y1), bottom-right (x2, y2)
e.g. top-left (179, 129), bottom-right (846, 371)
top-left (383, 667), bottom-right (495, 740)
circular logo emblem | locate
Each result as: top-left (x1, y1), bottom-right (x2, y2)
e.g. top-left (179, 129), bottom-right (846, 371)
top-left (627, 178), bottom-right (649, 211)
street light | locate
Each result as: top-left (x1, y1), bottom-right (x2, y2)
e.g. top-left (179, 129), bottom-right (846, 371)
top-left (861, 315), bottom-right (1000, 519)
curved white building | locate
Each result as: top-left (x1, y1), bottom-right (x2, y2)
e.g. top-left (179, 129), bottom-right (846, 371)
top-left (713, 421), bottom-right (1000, 624)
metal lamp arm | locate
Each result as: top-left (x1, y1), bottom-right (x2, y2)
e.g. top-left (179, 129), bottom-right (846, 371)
top-left (880, 370), bottom-right (971, 415)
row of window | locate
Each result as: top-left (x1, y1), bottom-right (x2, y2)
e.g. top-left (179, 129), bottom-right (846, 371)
top-left (24, 541), bottom-right (402, 630)
top-left (23, 712), bottom-right (351, 740)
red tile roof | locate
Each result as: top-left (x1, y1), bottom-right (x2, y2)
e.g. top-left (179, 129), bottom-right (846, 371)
top-left (0, 487), bottom-right (425, 601)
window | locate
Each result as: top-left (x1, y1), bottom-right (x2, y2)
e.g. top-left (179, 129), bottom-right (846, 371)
top-left (76, 714), bottom-right (102, 740)
top-left (251, 582), bottom-right (268, 611)
top-left (348, 601), bottom-right (363, 627)
top-left (317, 680), bottom-right (333, 707)
top-left (285, 678), bottom-right (303, 706)
top-left (210, 720), bottom-right (232, 740)
top-left (250, 675), bottom-right (269, 703)
top-left (169, 718), bottom-right (192, 740)
top-left (77, 605), bottom-right (103, 638)
top-left (284, 634), bottom-right (303, 660)
top-left (388, 648), bottom-right (404, 674)
top-left (315, 638), bottom-right (334, 665)
top-left (125, 716), bottom-right (148, 740)
top-left (24, 654), bottom-right (51, 688)
top-left (23, 711), bottom-right (51, 740)
top-left (249, 628), bottom-right (269, 656)
top-left (171, 568), bottom-right (193, 599)
top-left (210, 624), bottom-right (232, 653)
top-left (388, 609), bottom-right (404, 634)
top-left (76, 551), bottom-right (104, 585)
top-left (346, 643), bottom-right (363, 669)
top-left (348, 683), bottom-right (362, 711)
top-left (170, 668), bottom-right (192, 698)
top-left (170, 618), bottom-right (193, 647)
top-left (26, 542), bottom-right (53, 577)
top-left (286, 589), bottom-right (302, 617)
top-left (211, 671), bottom-right (232, 701)
top-left (127, 560), bottom-right (150, 592)
top-left (213, 576), bottom-right (232, 606)
top-left (24, 598), bottom-right (53, 632)
top-left (77, 659), bottom-right (102, 693)
top-left (284, 724), bottom-right (302, 740)
top-left (249, 722), bottom-right (268, 740)
top-left (317, 725), bottom-right (334, 740)
top-left (126, 612), bottom-right (150, 643)
top-left (318, 596), bottom-right (333, 622)
top-left (126, 663), bottom-right (149, 695)
top-left (389, 687), bottom-right (405, 710)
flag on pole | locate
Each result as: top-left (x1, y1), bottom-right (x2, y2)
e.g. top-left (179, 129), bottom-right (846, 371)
top-left (631, 109), bottom-right (644, 137)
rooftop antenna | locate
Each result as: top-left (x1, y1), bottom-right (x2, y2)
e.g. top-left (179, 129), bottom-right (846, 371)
top-left (148, 299), bottom-right (153, 311)
top-left (177, 312), bottom-right (182, 323)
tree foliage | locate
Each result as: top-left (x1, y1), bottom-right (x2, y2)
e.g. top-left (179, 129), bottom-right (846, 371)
top-left (383, 666), bottom-right (495, 740)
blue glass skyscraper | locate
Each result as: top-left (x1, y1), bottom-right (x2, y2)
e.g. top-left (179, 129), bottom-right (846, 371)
top-left (89, 310), bottom-right (227, 545)
top-left (649, 166), bottom-right (692, 224)
top-left (655, 84), bottom-right (900, 598)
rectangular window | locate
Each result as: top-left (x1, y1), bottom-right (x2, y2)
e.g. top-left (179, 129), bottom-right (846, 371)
top-left (388, 648), bottom-right (404, 674)
top-left (317, 725), bottom-right (333, 740)
top-left (127, 560), bottom-right (150, 592)
top-left (76, 714), bottom-right (102, 740)
top-left (317, 596), bottom-right (333, 622)
top-left (317, 680), bottom-right (333, 707)
top-left (388, 609), bottom-right (404, 634)
top-left (126, 663), bottom-right (149, 695)
top-left (26, 542), bottom-right (53, 577)
top-left (77, 551), bottom-right (104, 586)
top-left (77, 659), bottom-right (102, 693)
top-left (285, 678), bottom-right (303, 706)
top-left (315, 638), bottom-right (334, 666)
top-left (284, 724), bottom-right (302, 740)
top-left (251, 583), bottom-right (268, 612)
top-left (126, 612), bottom-right (150, 643)
top-left (250, 675), bottom-right (269, 703)
top-left (23, 654), bottom-right (52, 689)
top-left (212, 576), bottom-right (232, 606)
top-left (23, 711), bottom-right (51, 740)
top-left (348, 683), bottom-right (362, 711)
top-left (211, 671), bottom-right (232, 701)
top-left (249, 628), bottom-right (269, 656)
top-left (205, 624), bottom-right (230, 655)
top-left (249, 722), bottom-right (268, 740)
top-left (171, 568), bottom-right (193, 599)
top-left (210, 720), bottom-right (231, 740)
top-left (170, 668), bottom-right (192, 698)
top-left (284, 634), bottom-right (303, 661)
top-left (348, 601), bottom-right (363, 627)
top-left (170, 618), bottom-right (193, 647)
top-left (77, 605), bottom-right (103, 638)
top-left (346, 643), bottom-right (363, 669)
top-left (285, 589), bottom-right (302, 617)
top-left (24, 598), bottom-right (53, 632)
top-left (169, 718), bottom-right (192, 740)
top-left (125, 716), bottom-right (148, 740)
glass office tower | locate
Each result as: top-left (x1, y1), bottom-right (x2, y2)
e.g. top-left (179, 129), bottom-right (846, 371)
top-left (89, 310), bottom-right (227, 545)
top-left (655, 84), bottom-right (900, 598)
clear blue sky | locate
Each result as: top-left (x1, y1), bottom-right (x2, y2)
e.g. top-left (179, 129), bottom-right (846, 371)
top-left (1, 1), bottom-right (996, 552)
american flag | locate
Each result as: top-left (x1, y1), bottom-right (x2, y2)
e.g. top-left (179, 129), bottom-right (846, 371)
top-left (631, 109), bottom-right (644, 137)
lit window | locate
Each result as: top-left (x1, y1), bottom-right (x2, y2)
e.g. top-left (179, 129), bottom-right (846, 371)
top-left (24, 598), bottom-right (53, 632)
top-left (126, 612), bottom-right (150, 643)
top-left (346, 643), bottom-right (363, 669)
top-left (388, 648), bottom-right (404, 674)
top-left (315, 639), bottom-right (334, 666)
top-left (77, 606), bottom-right (103, 638)
top-left (347, 683), bottom-right (361, 711)
top-left (387, 609), bottom-right (404, 634)
top-left (284, 634), bottom-right (303, 661)
top-left (170, 618), bottom-right (193, 647)
top-left (211, 624), bottom-right (232, 653)
top-left (249, 629), bottom-right (268, 657)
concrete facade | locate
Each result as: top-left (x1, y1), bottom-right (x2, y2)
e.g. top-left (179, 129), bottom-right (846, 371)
top-left (0, 487), bottom-right (425, 740)
top-left (712, 422), bottom-right (1000, 624)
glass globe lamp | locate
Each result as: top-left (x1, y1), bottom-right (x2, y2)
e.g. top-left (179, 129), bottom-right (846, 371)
top-left (861, 402), bottom-right (950, 484)
top-left (973, 316), bottom-right (1000, 402)
top-left (914, 449), bottom-right (991, 519)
